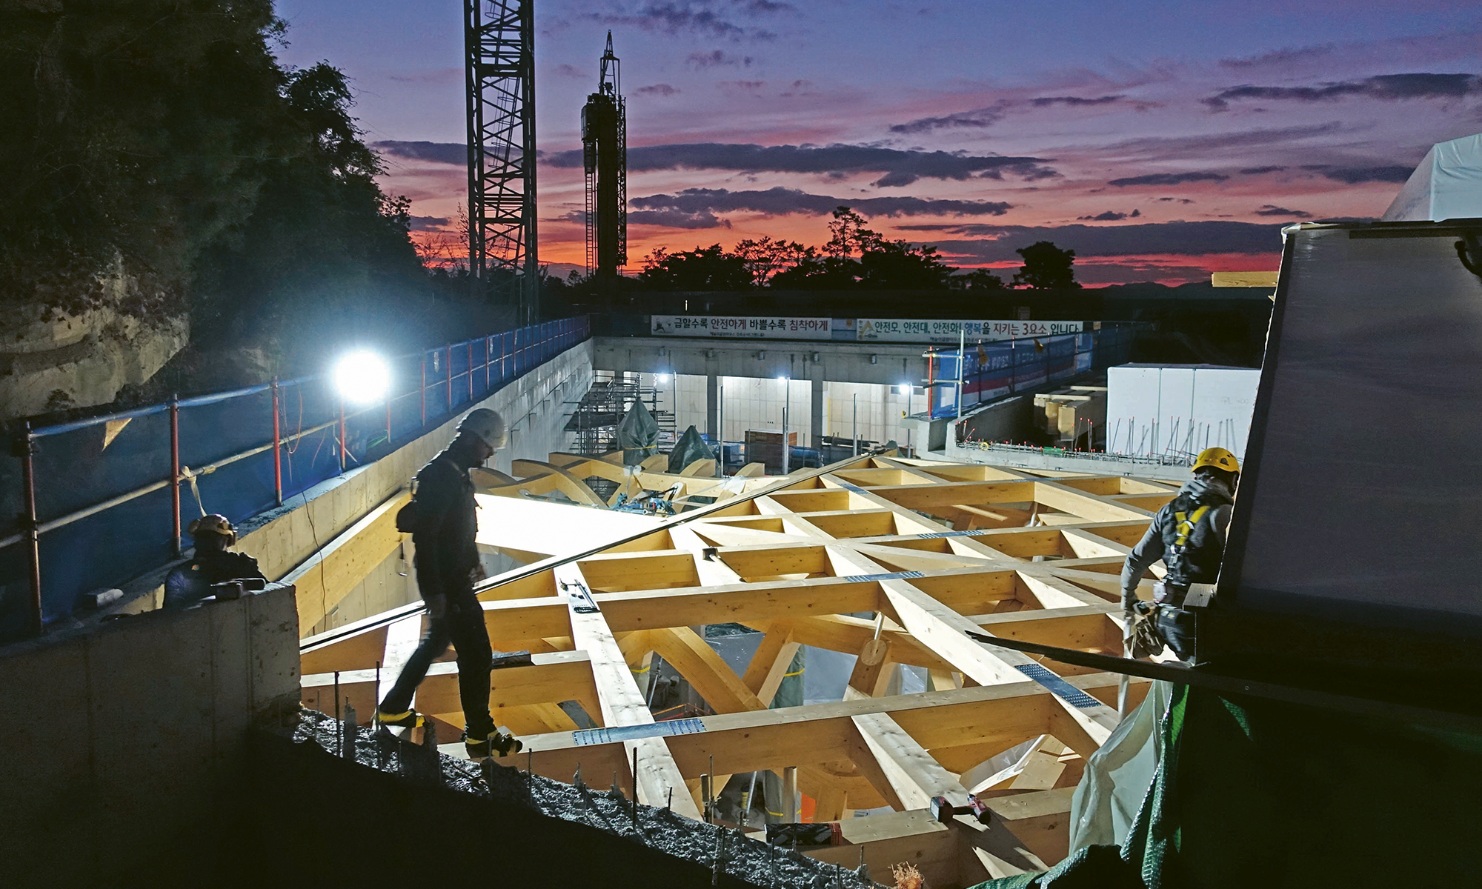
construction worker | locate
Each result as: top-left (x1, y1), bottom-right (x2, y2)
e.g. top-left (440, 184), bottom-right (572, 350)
top-left (163, 514), bottom-right (267, 609)
top-left (1119, 447), bottom-right (1240, 662)
top-left (376, 408), bottom-right (521, 758)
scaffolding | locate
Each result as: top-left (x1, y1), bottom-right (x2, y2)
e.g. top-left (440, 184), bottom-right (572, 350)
top-left (564, 372), bottom-right (674, 459)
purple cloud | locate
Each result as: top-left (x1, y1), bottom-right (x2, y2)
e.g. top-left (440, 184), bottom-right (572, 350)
top-left (1303, 164), bottom-right (1413, 184)
top-left (629, 186), bottom-right (1013, 220)
top-left (1205, 73), bottom-right (1482, 110)
top-left (373, 140), bottom-right (465, 165)
top-left (544, 142), bottom-right (1055, 187)
top-left (899, 220), bottom-right (1283, 260)
top-left (1078, 210), bottom-right (1142, 221)
top-left (687, 49), bottom-right (752, 68)
top-left (1254, 205), bottom-right (1312, 218)
top-left (1109, 171), bottom-right (1229, 187)
top-left (585, 2), bottom-right (781, 42)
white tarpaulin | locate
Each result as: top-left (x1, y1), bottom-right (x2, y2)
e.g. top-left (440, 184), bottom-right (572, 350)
top-left (1382, 132), bottom-right (1482, 221)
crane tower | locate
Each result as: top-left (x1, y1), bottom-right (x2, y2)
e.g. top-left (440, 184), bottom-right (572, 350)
top-left (465, 0), bottom-right (538, 323)
top-left (582, 33), bottom-right (627, 285)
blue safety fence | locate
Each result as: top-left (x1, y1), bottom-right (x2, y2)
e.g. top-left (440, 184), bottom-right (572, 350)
top-left (0, 316), bottom-right (589, 640)
top-left (924, 326), bottom-right (1137, 419)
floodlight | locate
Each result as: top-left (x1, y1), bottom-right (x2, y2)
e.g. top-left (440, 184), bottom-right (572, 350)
top-left (897, 384), bottom-right (911, 395)
top-left (656, 373), bottom-right (672, 384)
top-left (332, 350), bottom-right (392, 406)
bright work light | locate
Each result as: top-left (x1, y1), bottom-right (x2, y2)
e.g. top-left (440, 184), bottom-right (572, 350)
top-left (332, 350), bottom-right (392, 406)
top-left (897, 383), bottom-right (911, 395)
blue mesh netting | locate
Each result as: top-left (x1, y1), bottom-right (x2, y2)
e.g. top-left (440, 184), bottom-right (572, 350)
top-left (32, 407), bottom-right (174, 523)
top-left (0, 317), bottom-right (590, 638)
top-left (38, 487), bottom-right (175, 624)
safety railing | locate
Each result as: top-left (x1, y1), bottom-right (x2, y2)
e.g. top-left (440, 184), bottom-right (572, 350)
top-left (1, 316), bottom-right (589, 641)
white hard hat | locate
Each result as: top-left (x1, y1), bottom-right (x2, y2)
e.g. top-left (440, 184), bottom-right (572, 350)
top-left (458, 408), bottom-right (508, 449)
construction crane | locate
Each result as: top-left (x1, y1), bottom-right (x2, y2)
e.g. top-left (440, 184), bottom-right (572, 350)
top-left (465, 0), bottom-right (538, 324)
top-left (582, 32), bottom-right (627, 291)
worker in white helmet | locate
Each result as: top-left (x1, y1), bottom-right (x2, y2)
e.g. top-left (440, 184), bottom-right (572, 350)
top-left (1120, 447), bottom-right (1241, 662)
top-left (377, 408), bottom-right (521, 758)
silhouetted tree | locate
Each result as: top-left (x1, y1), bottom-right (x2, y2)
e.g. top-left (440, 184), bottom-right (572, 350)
top-left (823, 206), bottom-right (884, 258)
top-left (638, 245), bottom-right (753, 291)
top-left (951, 269), bottom-right (1008, 291)
top-left (189, 61), bottom-right (429, 362)
top-left (734, 236), bottom-right (813, 287)
top-left (1012, 241), bottom-right (1080, 290)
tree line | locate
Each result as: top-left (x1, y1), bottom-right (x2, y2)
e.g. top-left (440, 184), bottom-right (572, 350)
top-left (556, 207), bottom-right (1080, 295)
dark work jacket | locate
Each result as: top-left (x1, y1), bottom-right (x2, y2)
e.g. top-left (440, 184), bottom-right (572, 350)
top-left (1120, 475), bottom-right (1234, 609)
top-left (412, 449), bottom-right (480, 600)
top-left (163, 550), bottom-right (264, 609)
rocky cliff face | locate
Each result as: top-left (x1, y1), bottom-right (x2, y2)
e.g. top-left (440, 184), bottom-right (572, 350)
top-left (0, 264), bottom-right (188, 421)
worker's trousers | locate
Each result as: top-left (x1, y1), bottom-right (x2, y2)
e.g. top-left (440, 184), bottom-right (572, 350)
top-left (379, 584), bottom-right (494, 737)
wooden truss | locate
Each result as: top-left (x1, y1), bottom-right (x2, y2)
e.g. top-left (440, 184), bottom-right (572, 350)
top-left (300, 454), bottom-right (1175, 887)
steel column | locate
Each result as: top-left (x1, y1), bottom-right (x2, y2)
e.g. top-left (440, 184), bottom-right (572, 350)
top-left (271, 379), bottom-right (283, 506)
top-left (19, 424), bottom-right (42, 635)
top-left (169, 395), bottom-right (182, 558)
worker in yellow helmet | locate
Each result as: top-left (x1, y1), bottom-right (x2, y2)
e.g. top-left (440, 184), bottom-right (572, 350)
top-left (1119, 447), bottom-right (1240, 662)
top-left (163, 514), bottom-right (267, 609)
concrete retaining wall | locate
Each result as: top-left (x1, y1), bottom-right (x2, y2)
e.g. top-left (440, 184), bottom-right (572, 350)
top-left (0, 583), bottom-right (301, 885)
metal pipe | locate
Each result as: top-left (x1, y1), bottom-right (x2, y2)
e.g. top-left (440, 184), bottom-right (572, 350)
top-left (781, 377), bottom-right (790, 475)
top-left (957, 328), bottom-right (965, 420)
top-left (271, 379), bottom-right (283, 506)
top-left (484, 336), bottom-right (491, 390)
top-left (445, 344), bottom-right (453, 412)
top-left (30, 401), bottom-right (172, 438)
top-left (19, 423), bottom-right (42, 636)
top-left (338, 400), bottom-right (347, 474)
top-left (169, 395), bottom-right (182, 558)
top-left (420, 354), bottom-right (427, 427)
top-left (852, 394), bottom-right (858, 456)
top-left (467, 342), bottom-right (475, 400)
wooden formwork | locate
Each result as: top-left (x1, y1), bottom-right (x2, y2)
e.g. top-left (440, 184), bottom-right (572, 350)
top-left (300, 453), bottom-right (1175, 887)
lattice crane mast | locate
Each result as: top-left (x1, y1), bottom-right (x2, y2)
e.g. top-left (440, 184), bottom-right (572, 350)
top-left (582, 32), bottom-right (627, 285)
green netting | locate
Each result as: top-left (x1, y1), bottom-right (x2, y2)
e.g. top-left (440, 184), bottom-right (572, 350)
top-left (973, 683), bottom-right (1482, 889)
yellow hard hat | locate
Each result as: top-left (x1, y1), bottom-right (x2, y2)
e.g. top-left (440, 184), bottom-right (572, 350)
top-left (188, 513), bottom-right (237, 545)
top-left (1192, 447), bottom-right (1240, 474)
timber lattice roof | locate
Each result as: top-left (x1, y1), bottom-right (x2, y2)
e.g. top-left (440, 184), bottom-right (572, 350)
top-left (299, 453), bottom-right (1175, 886)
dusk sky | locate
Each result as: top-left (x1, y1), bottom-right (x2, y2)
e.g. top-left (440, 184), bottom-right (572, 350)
top-left (272, 1), bottom-right (1482, 286)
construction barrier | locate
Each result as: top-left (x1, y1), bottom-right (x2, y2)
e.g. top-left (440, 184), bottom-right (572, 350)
top-left (923, 326), bottom-right (1136, 419)
top-left (0, 317), bottom-right (590, 641)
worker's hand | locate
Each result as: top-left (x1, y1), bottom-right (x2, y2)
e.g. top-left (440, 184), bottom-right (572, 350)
top-left (469, 563), bottom-right (486, 584)
top-left (426, 594), bottom-right (448, 619)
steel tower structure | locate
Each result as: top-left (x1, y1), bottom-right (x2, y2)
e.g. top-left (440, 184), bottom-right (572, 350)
top-left (582, 32), bottom-right (627, 287)
top-left (465, 0), bottom-right (538, 323)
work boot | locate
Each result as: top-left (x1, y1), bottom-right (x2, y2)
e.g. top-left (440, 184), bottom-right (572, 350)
top-left (465, 729), bottom-right (523, 759)
top-left (376, 708), bottom-right (424, 729)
